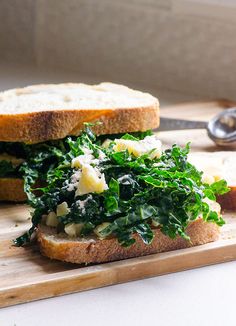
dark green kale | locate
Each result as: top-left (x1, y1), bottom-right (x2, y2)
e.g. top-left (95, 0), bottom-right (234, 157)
top-left (0, 160), bottom-right (17, 177)
top-left (14, 127), bottom-right (229, 247)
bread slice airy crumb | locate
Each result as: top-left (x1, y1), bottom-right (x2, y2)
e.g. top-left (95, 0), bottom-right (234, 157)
top-left (0, 83), bottom-right (159, 144)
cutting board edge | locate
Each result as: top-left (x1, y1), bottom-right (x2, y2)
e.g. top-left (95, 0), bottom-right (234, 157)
top-left (1, 237), bottom-right (236, 308)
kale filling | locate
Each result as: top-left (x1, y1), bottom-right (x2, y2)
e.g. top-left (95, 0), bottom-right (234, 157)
top-left (13, 126), bottom-right (229, 247)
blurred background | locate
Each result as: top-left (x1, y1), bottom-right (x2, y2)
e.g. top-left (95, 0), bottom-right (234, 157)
top-left (0, 0), bottom-right (236, 104)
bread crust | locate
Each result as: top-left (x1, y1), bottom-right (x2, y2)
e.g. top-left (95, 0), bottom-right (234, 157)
top-left (0, 83), bottom-right (159, 144)
top-left (0, 178), bottom-right (26, 202)
top-left (0, 106), bottom-right (159, 144)
top-left (217, 186), bottom-right (236, 211)
top-left (37, 219), bottom-right (220, 264)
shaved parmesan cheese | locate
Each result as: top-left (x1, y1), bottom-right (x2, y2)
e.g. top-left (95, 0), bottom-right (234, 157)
top-left (94, 222), bottom-right (111, 239)
top-left (56, 201), bottom-right (70, 217)
top-left (102, 139), bottom-right (112, 148)
top-left (76, 164), bottom-right (108, 196)
top-left (46, 212), bottom-right (58, 227)
top-left (64, 223), bottom-right (84, 237)
top-left (113, 135), bottom-right (162, 159)
top-left (71, 154), bottom-right (94, 168)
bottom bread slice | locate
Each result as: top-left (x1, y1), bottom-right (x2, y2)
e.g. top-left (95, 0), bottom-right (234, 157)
top-left (0, 178), bottom-right (27, 202)
top-left (37, 219), bottom-right (220, 264)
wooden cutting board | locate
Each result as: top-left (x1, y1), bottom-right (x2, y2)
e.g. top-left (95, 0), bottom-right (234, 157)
top-left (1, 99), bottom-right (236, 308)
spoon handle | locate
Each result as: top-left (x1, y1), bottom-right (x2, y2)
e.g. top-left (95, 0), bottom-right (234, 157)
top-left (156, 117), bottom-right (207, 131)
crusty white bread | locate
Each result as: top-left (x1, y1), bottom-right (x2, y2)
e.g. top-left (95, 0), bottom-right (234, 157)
top-left (0, 178), bottom-right (26, 202)
top-left (0, 83), bottom-right (159, 144)
top-left (37, 219), bottom-right (220, 264)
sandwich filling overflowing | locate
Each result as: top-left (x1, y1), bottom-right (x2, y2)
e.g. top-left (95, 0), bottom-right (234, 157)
top-left (0, 141), bottom-right (65, 180)
top-left (0, 143), bottom-right (26, 178)
top-left (15, 126), bottom-right (229, 247)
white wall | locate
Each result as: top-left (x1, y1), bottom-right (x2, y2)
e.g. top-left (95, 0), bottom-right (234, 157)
top-left (0, 0), bottom-right (236, 100)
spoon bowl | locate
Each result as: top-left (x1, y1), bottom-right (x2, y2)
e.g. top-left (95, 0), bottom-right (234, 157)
top-left (207, 108), bottom-right (236, 146)
top-left (159, 107), bottom-right (236, 147)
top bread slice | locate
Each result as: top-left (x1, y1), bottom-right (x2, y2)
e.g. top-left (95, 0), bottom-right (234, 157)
top-left (0, 83), bottom-right (159, 144)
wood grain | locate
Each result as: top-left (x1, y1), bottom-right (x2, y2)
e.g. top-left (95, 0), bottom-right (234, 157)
top-left (0, 206), bottom-right (235, 308)
top-left (0, 99), bottom-right (236, 308)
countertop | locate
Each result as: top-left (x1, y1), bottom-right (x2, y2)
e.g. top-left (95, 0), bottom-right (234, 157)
top-left (0, 63), bottom-right (235, 326)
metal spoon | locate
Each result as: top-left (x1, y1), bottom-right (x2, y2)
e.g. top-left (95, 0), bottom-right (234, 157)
top-left (157, 107), bottom-right (236, 147)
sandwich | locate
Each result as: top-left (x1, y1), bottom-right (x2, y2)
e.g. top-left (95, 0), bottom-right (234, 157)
top-left (0, 82), bottom-right (231, 264)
